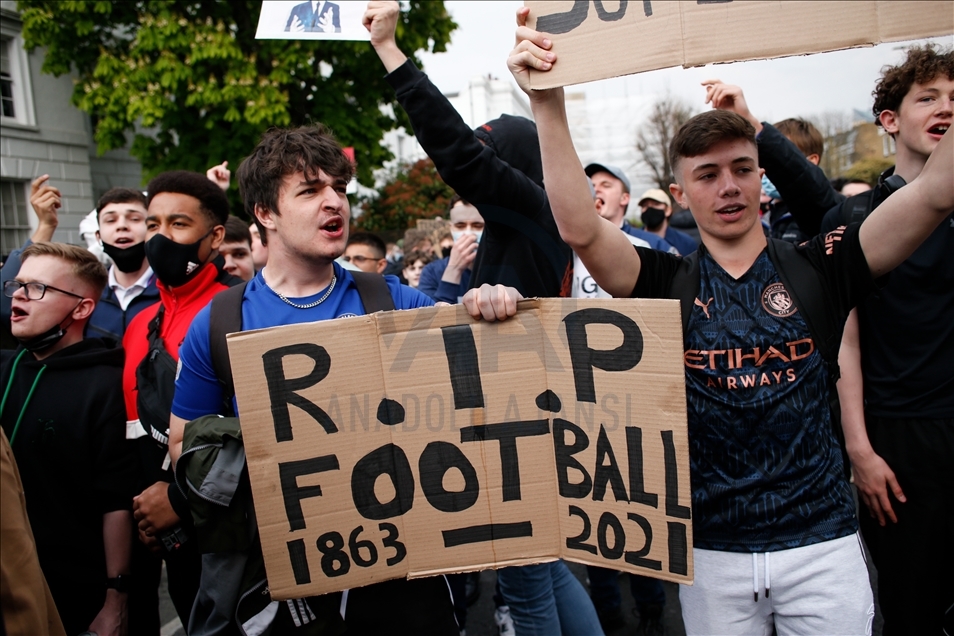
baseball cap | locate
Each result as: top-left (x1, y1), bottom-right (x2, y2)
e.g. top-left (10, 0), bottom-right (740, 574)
top-left (584, 163), bottom-right (631, 193)
top-left (637, 188), bottom-right (671, 207)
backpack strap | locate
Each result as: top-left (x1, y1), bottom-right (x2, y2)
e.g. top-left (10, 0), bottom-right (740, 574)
top-left (351, 271), bottom-right (395, 314)
top-left (765, 239), bottom-right (841, 378)
top-left (842, 189), bottom-right (876, 226)
top-left (147, 305), bottom-right (165, 345)
top-left (209, 281), bottom-right (248, 413)
top-left (668, 250), bottom-right (702, 335)
top-left (840, 172), bottom-right (906, 226)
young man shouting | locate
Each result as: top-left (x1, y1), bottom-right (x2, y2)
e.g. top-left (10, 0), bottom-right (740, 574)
top-left (167, 124), bottom-right (518, 635)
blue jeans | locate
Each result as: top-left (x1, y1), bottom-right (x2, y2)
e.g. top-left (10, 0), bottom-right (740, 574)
top-left (586, 566), bottom-right (665, 613)
top-left (497, 561), bottom-right (604, 636)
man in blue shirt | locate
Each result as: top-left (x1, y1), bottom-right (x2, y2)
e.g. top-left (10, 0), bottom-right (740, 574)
top-left (168, 124), bottom-right (518, 635)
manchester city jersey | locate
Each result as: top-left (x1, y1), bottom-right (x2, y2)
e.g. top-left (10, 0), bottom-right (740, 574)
top-left (685, 250), bottom-right (857, 552)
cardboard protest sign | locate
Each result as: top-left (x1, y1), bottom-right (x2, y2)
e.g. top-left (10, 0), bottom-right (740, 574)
top-left (526, 1), bottom-right (954, 89)
top-left (256, 1), bottom-right (370, 40)
top-left (228, 299), bottom-right (691, 600)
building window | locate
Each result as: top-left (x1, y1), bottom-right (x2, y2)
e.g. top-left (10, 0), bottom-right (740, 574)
top-left (0, 38), bottom-right (15, 118)
top-left (0, 30), bottom-right (35, 126)
top-left (1, 180), bottom-right (32, 256)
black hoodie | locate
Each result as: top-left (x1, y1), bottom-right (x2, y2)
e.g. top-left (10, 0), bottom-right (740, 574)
top-left (0, 338), bottom-right (138, 634)
top-left (387, 60), bottom-right (571, 298)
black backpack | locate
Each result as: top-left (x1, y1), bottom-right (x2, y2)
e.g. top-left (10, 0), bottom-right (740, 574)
top-left (840, 172), bottom-right (906, 226)
top-left (135, 305), bottom-right (178, 446)
top-left (135, 266), bottom-right (244, 447)
top-left (208, 271), bottom-right (396, 413)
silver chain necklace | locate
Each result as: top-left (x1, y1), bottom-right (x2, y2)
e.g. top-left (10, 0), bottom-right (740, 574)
top-left (269, 274), bottom-right (337, 309)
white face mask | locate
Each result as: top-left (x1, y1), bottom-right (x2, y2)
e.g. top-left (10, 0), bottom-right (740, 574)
top-left (452, 230), bottom-right (483, 244)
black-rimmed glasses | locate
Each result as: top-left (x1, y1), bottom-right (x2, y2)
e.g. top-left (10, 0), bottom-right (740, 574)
top-left (342, 255), bottom-right (384, 265)
top-left (3, 280), bottom-right (85, 301)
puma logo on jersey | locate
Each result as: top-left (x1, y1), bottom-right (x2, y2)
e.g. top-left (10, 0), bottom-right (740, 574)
top-left (694, 297), bottom-right (713, 319)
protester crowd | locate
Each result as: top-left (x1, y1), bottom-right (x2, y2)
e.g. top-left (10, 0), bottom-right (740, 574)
top-left (0, 2), bottom-right (951, 635)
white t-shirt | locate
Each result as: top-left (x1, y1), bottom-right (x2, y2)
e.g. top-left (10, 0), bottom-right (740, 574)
top-left (571, 233), bottom-right (650, 298)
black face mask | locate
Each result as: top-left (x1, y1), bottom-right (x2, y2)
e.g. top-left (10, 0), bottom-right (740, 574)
top-left (102, 240), bottom-right (147, 273)
top-left (145, 230), bottom-right (212, 288)
top-left (18, 302), bottom-right (81, 352)
top-left (641, 207), bottom-right (667, 231)
top-left (442, 246), bottom-right (452, 259)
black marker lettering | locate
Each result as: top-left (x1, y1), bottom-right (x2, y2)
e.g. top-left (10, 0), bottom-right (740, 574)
top-left (351, 444), bottom-right (415, 520)
top-left (263, 343), bottom-right (337, 442)
top-left (419, 441), bottom-right (479, 512)
top-left (441, 325), bottom-right (485, 409)
top-left (553, 418), bottom-right (592, 498)
top-left (563, 308), bottom-right (643, 403)
top-left (593, 424), bottom-right (628, 502)
top-left (279, 455), bottom-right (339, 531)
top-left (597, 511), bottom-right (626, 560)
top-left (287, 539), bottom-right (310, 585)
top-left (461, 420), bottom-right (550, 501)
top-left (593, 0), bottom-right (627, 22)
top-left (625, 512), bottom-right (663, 570)
top-left (537, 0), bottom-right (589, 34)
top-left (661, 431), bottom-right (691, 519)
top-left (626, 427), bottom-right (659, 507)
top-left (442, 522), bottom-right (533, 548)
top-left (668, 521), bottom-right (688, 575)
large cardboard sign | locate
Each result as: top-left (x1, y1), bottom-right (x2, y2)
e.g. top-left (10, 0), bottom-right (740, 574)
top-left (228, 299), bottom-right (692, 599)
top-left (526, 1), bottom-right (954, 89)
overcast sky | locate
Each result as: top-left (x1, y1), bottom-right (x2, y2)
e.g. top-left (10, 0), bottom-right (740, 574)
top-left (417, 1), bottom-right (953, 123)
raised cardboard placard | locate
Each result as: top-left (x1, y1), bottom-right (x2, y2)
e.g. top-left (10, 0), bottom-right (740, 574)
top-left (227, 298), bottom-right (692, 599)
top-left (526, 1), bottom-right (954, 89)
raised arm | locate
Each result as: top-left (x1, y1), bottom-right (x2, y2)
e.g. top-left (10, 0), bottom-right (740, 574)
top-left (29, 175), bottom-right (60, 243)
top-left (364, 2), bottom-right (547, 216)
top-left (507, 8), bottom-right (640, 298)
top-left (859, 127), bottom-right (953, 277)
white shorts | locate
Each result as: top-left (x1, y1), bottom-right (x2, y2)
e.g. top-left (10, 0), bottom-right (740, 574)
top-left (679, 533), bottom-right (874, 635)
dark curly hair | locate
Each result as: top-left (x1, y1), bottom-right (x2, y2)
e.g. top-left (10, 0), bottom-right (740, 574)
top-left (237, 125), bottom-right (354, 246)
top-left (147, 170), bottom-right (230, 226)
top-left (873, 44), bottom-right (954, 128)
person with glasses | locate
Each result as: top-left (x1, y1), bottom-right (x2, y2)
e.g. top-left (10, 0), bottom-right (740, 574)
top-left (1, 242), bottom-right (138, 636)
top-left (342, 231), bottom-right (389, 273)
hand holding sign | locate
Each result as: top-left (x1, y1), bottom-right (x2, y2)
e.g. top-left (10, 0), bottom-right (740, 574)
top-left (461, 284), bottom-right (522, 323)
top-left (508, 6), bottom-right (557, 96)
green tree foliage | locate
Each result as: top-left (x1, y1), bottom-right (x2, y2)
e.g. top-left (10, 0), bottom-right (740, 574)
top-left (843, 157), bottom-right (895, 186)
top-left (356, 158), bottom-right (454, 234)
top-left (17, 0), bottom-right (456, 191)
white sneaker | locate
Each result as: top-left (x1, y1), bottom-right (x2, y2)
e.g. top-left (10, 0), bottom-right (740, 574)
top-left (494, 605), bottom-right (515, 636)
